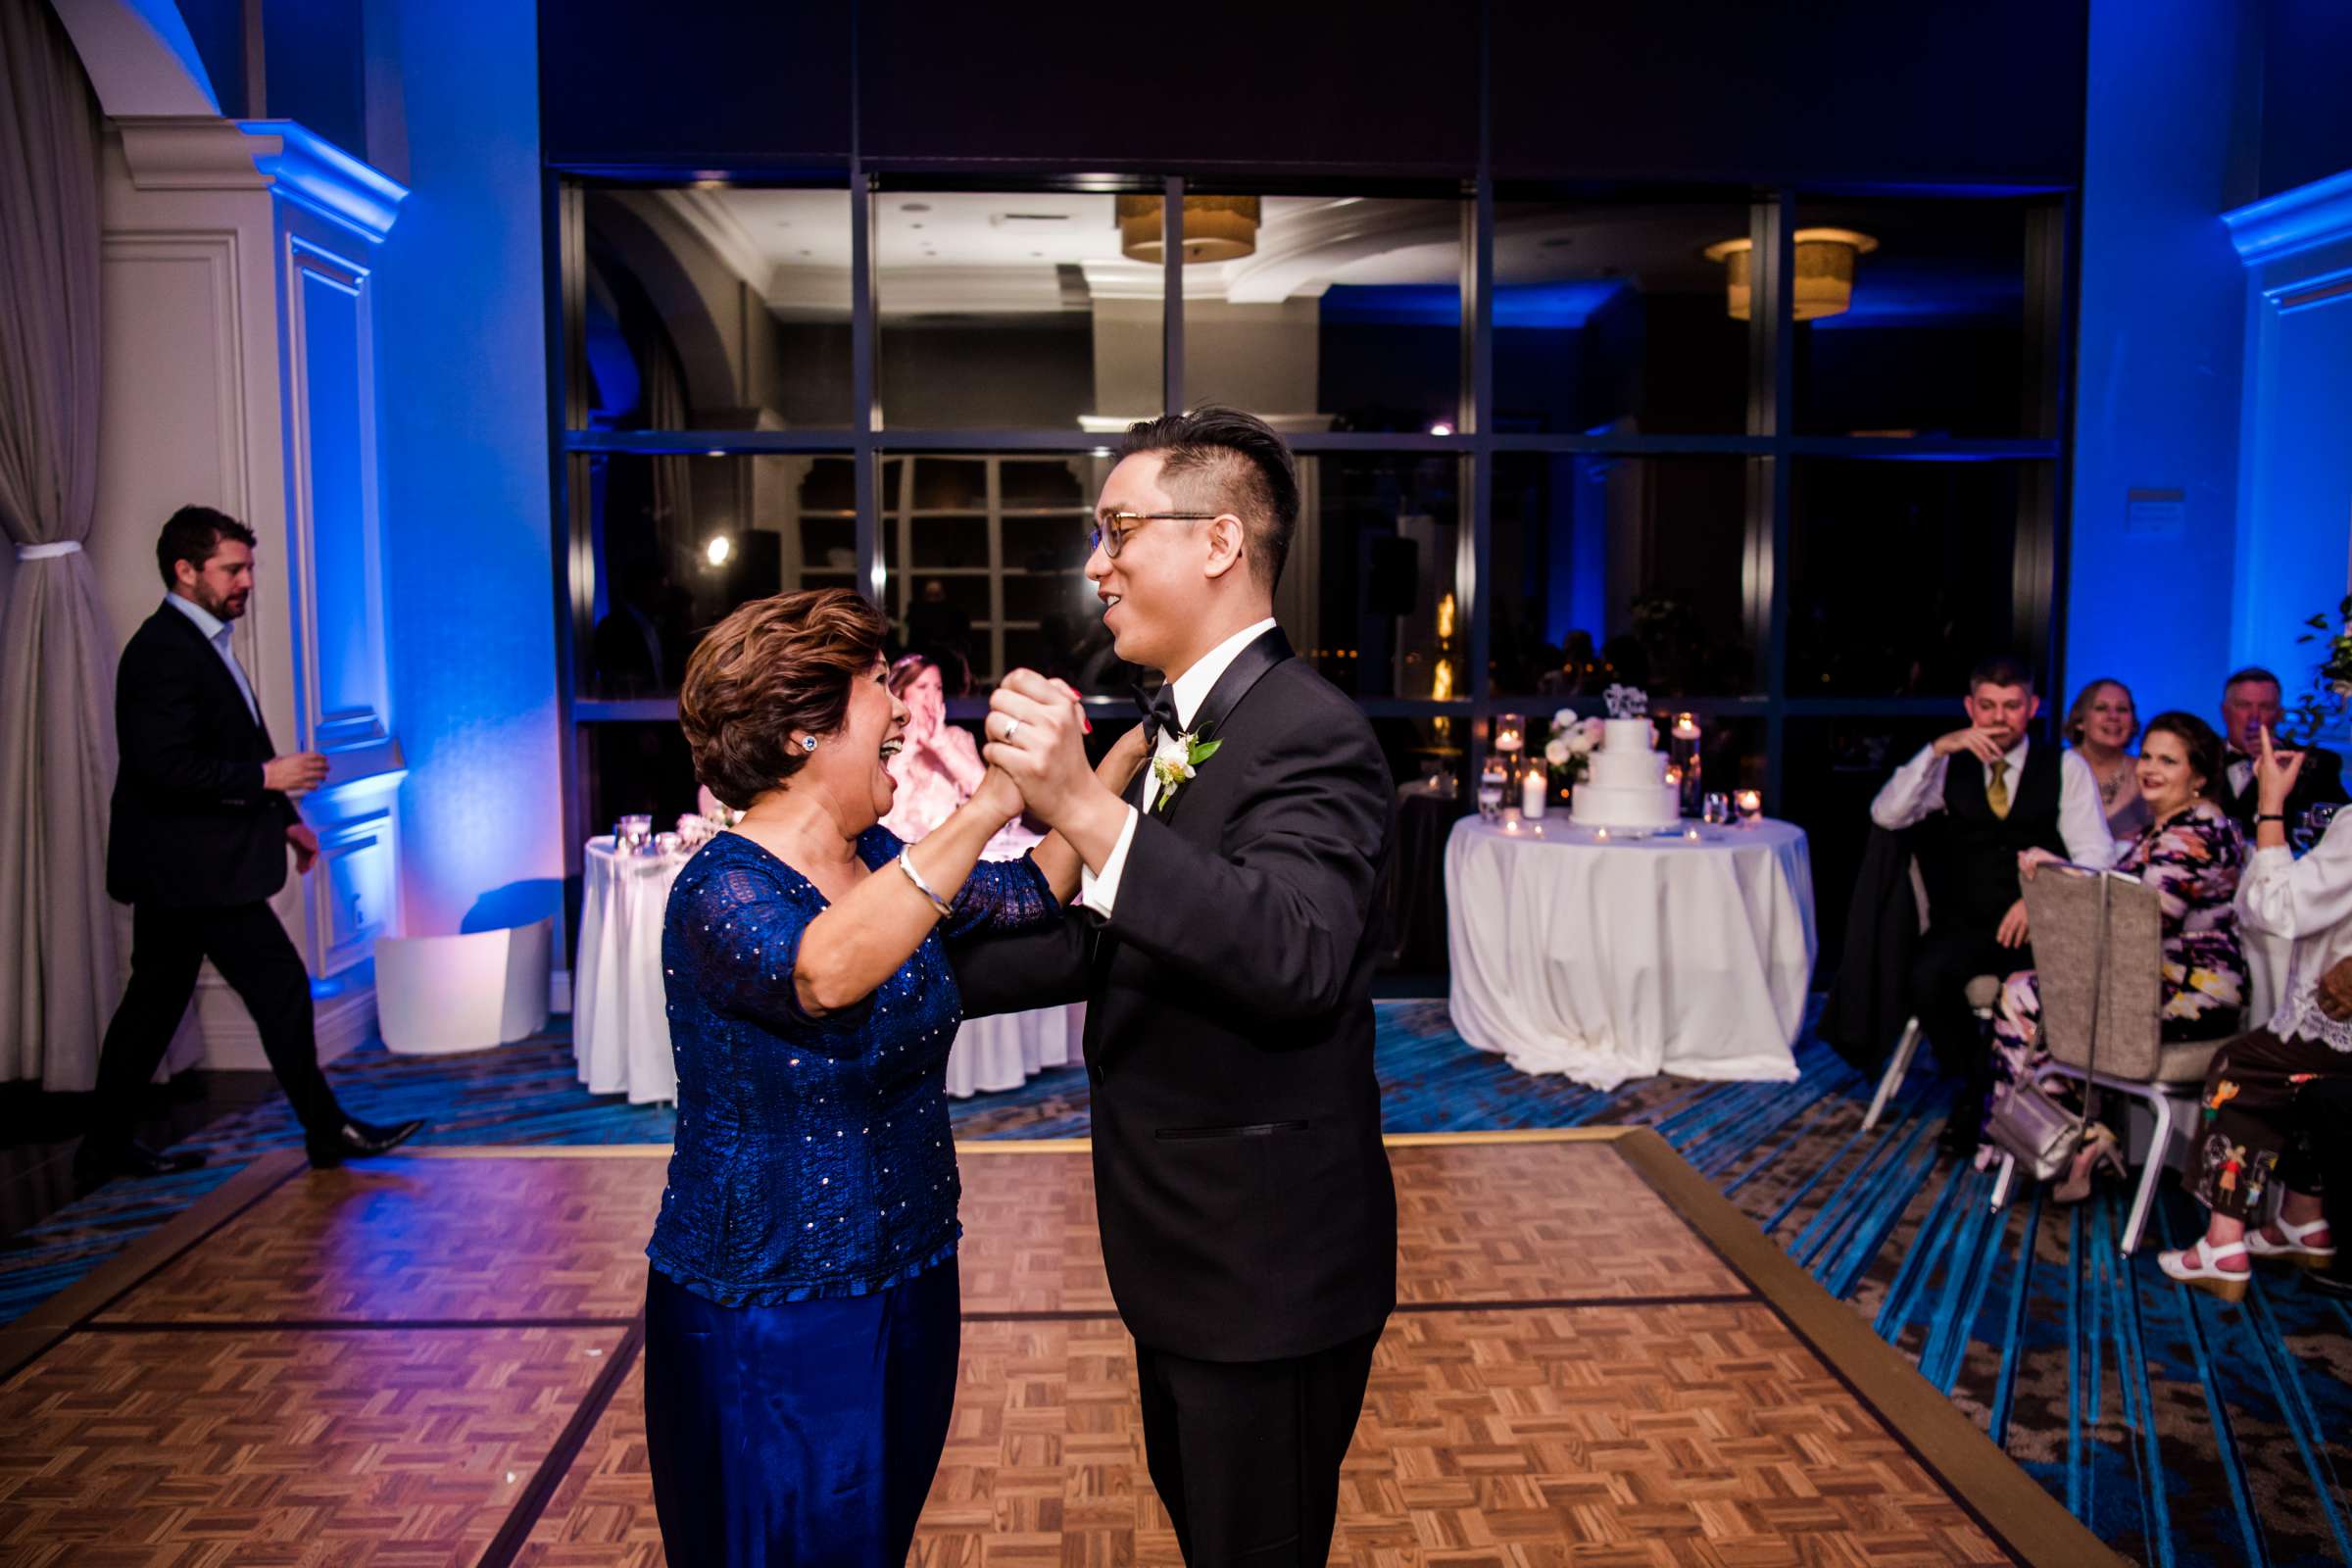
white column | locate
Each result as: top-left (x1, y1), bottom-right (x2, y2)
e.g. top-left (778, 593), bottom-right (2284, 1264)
top-left (94, 116), bottom-right (409, 1069)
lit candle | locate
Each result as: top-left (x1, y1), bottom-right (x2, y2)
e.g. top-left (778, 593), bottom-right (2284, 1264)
top-left (1594, 826), bottom-right (1611, 842)
top-left (1672, 713), bottom-right (1700, 742)
top-left (1664, 764), bottom-right (1683, 787)
top-left (1684, 826), bottom-right (1702, 841)
top-left (1521, 766), bottom-right (1546, 819)
top-left (1736, 789), bottom-right (1762, 821)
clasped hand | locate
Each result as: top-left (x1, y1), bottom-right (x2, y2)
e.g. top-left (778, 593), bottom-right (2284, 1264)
top-left (977, 670), bottom-right (1152, 829)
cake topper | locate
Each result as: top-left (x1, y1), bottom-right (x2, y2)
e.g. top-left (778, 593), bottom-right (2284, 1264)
top-left (1602, 684), bottom-right (1650, 720)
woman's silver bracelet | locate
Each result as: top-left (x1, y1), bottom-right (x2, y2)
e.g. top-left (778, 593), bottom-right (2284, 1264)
top-left (897, 852), bottom-right (955, 918)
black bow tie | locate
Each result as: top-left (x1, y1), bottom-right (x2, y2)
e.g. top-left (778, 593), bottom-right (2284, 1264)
top-left (1134, 681), bottom-right (1183, 745)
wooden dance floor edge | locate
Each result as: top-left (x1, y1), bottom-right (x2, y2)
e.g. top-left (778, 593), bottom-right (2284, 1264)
top-left (0, 1130), bottom-right (2121, 1568)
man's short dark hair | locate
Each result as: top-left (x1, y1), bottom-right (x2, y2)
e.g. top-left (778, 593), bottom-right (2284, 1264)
top-left (2224, 665), bottom-right (2282, 697)
top-left (156, 505), bottom-right (256, 588)
top-left (1118, 405), bottom-right (1300, 591)
top-left (1968, 655), bottom-right (2034, 696)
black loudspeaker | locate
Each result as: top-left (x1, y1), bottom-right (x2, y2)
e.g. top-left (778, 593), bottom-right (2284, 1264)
top-left (1365, 534), bottom-right (1419, 616)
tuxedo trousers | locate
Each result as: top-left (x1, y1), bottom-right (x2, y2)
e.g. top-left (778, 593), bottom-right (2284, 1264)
top-left (1135, 1327), bottom-right (1382, 1565)
top-left (87, 901), bottom-right (342, 1149)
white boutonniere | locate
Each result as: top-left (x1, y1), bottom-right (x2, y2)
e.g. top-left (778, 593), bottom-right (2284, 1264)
top-left (1152, 730), bottom-right (1223, 813)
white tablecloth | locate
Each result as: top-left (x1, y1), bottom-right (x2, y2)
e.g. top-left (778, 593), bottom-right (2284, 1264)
top-left (1446, 816), bottom-right (1817, 1091)
top-left (572, 834), bottom-right (1083, 1105)
top-left (574, 837), bottom-right (687, 1104)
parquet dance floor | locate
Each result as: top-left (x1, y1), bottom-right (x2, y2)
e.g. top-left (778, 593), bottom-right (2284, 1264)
top-left (0, 1132), bottom-right (2115, 1567)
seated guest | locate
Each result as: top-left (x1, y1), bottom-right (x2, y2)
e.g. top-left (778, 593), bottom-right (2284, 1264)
top-left (2304, 956), bottom-right (2352, 1299)
top-left (2216, 666), bottom-right (2347, 827)
top-left (2065, 677), bottom-right (2149, 841)
top-left (1998, 712), bottom-right (2246, 1198)
top-left (879, 654), bottom-right (988, 843)
top-left (1871, 656), bottom-right (2118, 1152)
top-left (646, 587), bottom-right (1144, 1560)
top-left (2160, 729), bottom-right (2350, 1299)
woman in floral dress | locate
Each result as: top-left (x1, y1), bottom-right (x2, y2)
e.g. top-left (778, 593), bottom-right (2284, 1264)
top-left (1989, 711), bottom-right (2248, 1195)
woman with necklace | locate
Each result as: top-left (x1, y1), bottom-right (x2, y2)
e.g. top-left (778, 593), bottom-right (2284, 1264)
top-left (1988, 710), bottom-right (2248, 1198)
top-left (2065, 677), bottom-right (2149, 840)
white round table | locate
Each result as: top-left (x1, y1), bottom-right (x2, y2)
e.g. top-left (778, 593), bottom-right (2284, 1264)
top-left (571, 834), bottom-right (1084, 1105)
top-left (574, 836), bottom-right (688, 1104)
top-left (1446, 815), bottom-right (1817, 1091)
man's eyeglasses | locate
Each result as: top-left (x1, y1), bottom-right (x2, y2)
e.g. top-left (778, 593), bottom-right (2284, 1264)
top-left (1088, 512), bottom-right (1220, 560)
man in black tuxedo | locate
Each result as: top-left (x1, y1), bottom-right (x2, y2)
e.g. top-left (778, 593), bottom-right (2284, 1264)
top-left (2216, 665), bottom-right (2348, 827)
top-left (954, 409), bottom-right (1396, 1565)
top-left (75, 506), bottom-right (422, 1189)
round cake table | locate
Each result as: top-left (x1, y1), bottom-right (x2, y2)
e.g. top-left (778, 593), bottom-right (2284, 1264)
top-left (1445, 815), bottom-right (1817, 1090)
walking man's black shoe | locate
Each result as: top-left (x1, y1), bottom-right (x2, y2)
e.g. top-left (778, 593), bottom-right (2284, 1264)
top-left (306, 1116), bottom-right (426, 1169)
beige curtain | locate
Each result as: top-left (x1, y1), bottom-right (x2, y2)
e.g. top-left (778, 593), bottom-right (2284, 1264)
top-left (0, 0), bottom-right (118, 1089)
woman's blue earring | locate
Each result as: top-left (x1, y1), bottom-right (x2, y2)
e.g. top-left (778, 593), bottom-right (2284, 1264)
top-left (800, 736), bottom-right (818, 753)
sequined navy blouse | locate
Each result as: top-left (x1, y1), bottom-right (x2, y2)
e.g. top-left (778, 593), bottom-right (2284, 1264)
top-left (647, 826), bottom-right (1059, 1305)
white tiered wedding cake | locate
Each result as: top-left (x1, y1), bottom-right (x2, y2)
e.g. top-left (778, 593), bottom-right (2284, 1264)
top-left (1570, 690), bottom-right (1680, 829)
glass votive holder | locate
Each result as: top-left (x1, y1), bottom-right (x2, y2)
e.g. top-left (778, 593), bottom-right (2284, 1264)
top-left (616, 813), bottom-right (653, 848)
top-left (1735, 790), bottom-right (1763, 823)
top-left (654, 831), bottom-right (682, 857)
top-left (1702, 792), bottom-right (1730, 824)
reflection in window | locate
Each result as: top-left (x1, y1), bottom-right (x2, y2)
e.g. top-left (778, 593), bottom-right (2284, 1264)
top-left (575, 453), bottom-right (862, 698)
top-left (874, 192), bottom-right (1162, 429)
top-left (1790, 197), bottom-right (2055, 438)
top-left (1284, 457), bottom-right (1462, 698)
top-left (1494, 203), bottom-right (1751, 435)
top-left (879, 453), bottom-right (1129, 696)
top-left (1181, 195), bottom-right (1464, 433)
top-left (1490, 454), bottom-right (1755, 698)
top-left (1788, 460), bottom-right (2046, 697)
top-left (580, 187), bottom-right (853, 429)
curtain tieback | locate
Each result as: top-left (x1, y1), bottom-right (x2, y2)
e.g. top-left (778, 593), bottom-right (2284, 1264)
top-left (15, 541), bottom-right (82, 561)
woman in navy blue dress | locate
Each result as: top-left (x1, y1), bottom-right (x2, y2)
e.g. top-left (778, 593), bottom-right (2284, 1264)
top-left (647, 589), bottom-right (1144, 1565)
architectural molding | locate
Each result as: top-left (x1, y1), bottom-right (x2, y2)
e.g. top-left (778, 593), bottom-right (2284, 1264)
top-left (113, 119), bottom-right (408, 248)
top-left (243, 122), bottom-right (411, 245)
top-left (2223, 167), bottom-right (2352, 266)
top-left (115, 116), bottom-right (272, 190)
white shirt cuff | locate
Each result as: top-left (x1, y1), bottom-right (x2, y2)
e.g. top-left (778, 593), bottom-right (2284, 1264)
top-left (1078, 805), bottom-right (1142, 917)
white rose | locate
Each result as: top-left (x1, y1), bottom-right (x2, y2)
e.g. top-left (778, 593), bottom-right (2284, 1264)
top-left (1544, 736), bottom-right (1573, 767)
top-left (1551, 709), bottom-right (1576, 731)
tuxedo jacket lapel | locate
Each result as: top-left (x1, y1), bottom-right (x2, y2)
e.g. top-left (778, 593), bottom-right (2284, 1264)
top-left (1152, 625), bottom-right (1294, 830)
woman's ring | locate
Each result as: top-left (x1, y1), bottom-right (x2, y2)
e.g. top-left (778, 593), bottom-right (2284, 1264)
top-left (1001, 716), bottom-right (1023, 742)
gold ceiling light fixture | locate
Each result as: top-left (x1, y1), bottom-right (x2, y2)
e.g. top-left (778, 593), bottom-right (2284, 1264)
top-left (1702, 227), bottom-right (1878, 320)
top-left (1115, 195), bottom-right (1263, 263)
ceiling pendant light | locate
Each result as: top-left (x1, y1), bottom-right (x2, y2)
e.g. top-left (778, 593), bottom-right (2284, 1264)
top-left (1115, 195), bottom-right (1262, 264)
top-left (1702, 227), bottom-right (1878, 320)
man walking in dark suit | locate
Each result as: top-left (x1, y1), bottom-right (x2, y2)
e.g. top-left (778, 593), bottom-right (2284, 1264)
top-left (955, 409), bottom-right (1396, 1565)
top-left (75, 506), bottom-right (421, 1190)
top-left (2216, 665), bottom-right (2348, 828)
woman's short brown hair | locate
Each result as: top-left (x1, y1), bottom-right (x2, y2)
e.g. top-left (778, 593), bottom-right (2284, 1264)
top-left (680, 589), bottom-right (887, 809)
top-left (2141, 710), bottom-right (2226, 801)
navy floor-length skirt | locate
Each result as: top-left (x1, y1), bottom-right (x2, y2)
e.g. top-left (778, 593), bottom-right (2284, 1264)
top-left (643, 1260), bottom-right (961, 1566)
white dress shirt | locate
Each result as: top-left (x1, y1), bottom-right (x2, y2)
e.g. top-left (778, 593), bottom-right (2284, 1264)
top-left (1080, 616), bottom-right (1280, 917)
top-left (2237, 813), bottom-right (2352, 1051)
top-left (2227, 751), bottom-right (2255, 803)
top-left (164, 592), bottom-right (260, 725)
top-left (1868, 736), bottom-right (2118, 869)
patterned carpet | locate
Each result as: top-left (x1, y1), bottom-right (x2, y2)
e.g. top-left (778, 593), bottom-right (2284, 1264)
top-left (2, 1003), bottom-right (2345, 1567)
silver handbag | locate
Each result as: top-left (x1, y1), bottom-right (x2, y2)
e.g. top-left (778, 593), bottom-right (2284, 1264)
top-left (1984, 873), bottom-right (2108, 1181)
